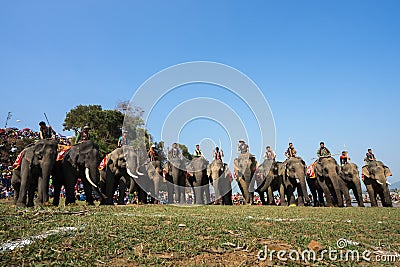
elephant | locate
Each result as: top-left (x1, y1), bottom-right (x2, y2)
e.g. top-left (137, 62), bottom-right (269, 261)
top-left (136, 160), bottom-right (163, 204)
top-left (362, 161), bottom-right (392, 207)
top-left (53, 141), bottom-right (102, 206)
top-left (99, 147), bottom-right (141, 205)
top-left (255, 160), bottom-right (286, 206)
top-left (234, 153), bottom-right (258, 204)
top-left (187, 157), bottom-right (210, 204)
top-left (315, 157), bottom-right (345, 207)
top-left (339, 163), bottom-right (364, 207)
top-left (207, 159), bottom-right (232, 205)
top-left (12, 139), bottom-right (58, 207)
top-left (282, 157), bottom-right (310, 206)
top-left (164, 157), bottom-right (186, 204)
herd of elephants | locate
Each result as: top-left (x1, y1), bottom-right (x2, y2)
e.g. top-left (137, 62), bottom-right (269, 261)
top-left (10, 139), bottom-right (394, 208)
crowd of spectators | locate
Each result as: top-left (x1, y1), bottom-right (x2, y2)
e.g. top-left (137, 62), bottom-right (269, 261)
top-left (0, 128), bottom-right (40, 199)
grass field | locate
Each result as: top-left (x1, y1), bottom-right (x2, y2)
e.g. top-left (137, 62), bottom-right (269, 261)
top-left (0, 200), bottom-right (399, 266)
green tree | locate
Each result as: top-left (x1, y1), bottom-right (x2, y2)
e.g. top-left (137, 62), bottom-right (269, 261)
top-left (63, 105), bottom-right (124, 154)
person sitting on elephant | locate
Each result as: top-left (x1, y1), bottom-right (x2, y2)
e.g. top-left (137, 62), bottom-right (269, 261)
top-left (168, 143), bottom-right (181, 159)
top-left (365, 149), bottom-right (376, 164)
top-left (238, 139), bottom-right (249, 154)
top-left (39, 121), bottom-right (56, 139)
top-left (193, 144), bottom-right (203, 158)
top-left (264, 146), bottom-right (276, 161)
top-left (75, 125), bottom-right (91, 143)
top-left (118, 131), bottom-right (128, 147)
top-left (340, 151), bottom-right (350, 166)
top-left (285, 143), bottom-right (297, 158)
top-left (213, 147), bottom-right (224, 161)
top-left (317, 142), bottom-right (331, 159)
top-left (148, 145), bottom-right (158, 161)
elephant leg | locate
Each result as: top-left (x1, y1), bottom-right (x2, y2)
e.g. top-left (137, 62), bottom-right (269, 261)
top-left (257, 190), bottom-right (267, 205)
top-left (222, 189), bottom-right (233, 205)
top-left (26, 179), bottom-right (36, 207)
top-left (81, 178), bottom-right (94, 205)
top-left (12, 182), bottom-right (20, 205)
top-left (117, 177), bottom-right (126, 205)
top-left (167, 181), bottom-right (174, 204)
top-left (267, 187), bottom-right (274, 205)
top-left (382, 185), bottom-right (392, 207)
top-left (355, 185), bottom-right (365, 207)
top-left (16, 168), bottom-right (30, 207)
top-left (286, 184), bottom-right (296, 206)
top-left (318, 179), bottom-right (334, 207)
top-left (279, 183), bottom-right (285, 206)
top-left (52, 177), bottom-right (61, 206)
top-left (238, 178), bottom-right (250, 204)
top-left (366, 184), bottom-right (377, 207)
top-left (342, 187), bottom-right (352, 207)
top-left (331, 179), bottom-right (344, 207)
top-left (204, 183), bottom-right (210, 204)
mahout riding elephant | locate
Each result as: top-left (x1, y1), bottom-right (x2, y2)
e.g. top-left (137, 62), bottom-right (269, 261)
top-left (315, 157), bottom-right (344, 207)
top-left (99, 146), bottom-right (141, 205)
top-left (53, 141), bottom-right (102, 206)
top-left (207, 160), bottom-right (232, 205)
top-left (234, 153), bottom-right (257, 204)
top-left (255, 160), bottom-right (286, 206)
top-left (187, 157), bottom-right (210, 204)
top-left (164, 158), bottom-right (186, 204)
top-left (339, 163), bottom-right (364, 207)
top-left (136, 160), bottom-right (163, 204)
top-left (12, 139), bottom-right (58, 207)
top-left (282, 157), bottom-right (310, 206)
top-left (362, 161), bottom-right (392, 207)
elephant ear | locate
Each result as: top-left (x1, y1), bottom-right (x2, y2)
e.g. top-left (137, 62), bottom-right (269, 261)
top-left (361, 166), bottom-right (369, 179)
top-left (234, 158), bottom-right (239, 169)
top-left (384, 166), bottom-right (392, 177)
top-left (315, 162), bottom-right (323, 177)
top-left (24, 147), bottom-right (35, 165)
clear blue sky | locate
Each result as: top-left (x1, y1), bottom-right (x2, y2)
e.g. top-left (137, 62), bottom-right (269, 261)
top-left (1, 1), bottom-right (399, 185)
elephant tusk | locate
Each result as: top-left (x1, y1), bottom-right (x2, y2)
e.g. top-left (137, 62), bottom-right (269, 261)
top-left (386, 181), bottom-right (391, 186)
top-left (296, 178), bottom-right (300, 184)
top-left (127, 168), bottom-right (138, 179)
top-left (136, 170), bottom-right (144, 176)
top-left (376, 180), bottom-right (383, 185)
top-left (85, 168), bottom-right (98, 188)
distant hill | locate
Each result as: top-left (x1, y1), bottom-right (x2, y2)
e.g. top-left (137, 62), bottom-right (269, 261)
top-left (390, 179), bottom-right (400, 190)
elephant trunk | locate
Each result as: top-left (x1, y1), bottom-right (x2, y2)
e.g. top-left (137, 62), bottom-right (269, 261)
top-left (39, 162), bottom-right (53, 204)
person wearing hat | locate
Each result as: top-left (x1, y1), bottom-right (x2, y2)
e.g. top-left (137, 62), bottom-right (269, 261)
top-left (193, 145), bottom-right (203, 158)
top-left (213, 147), bottom-right (224, 161)
top-left (118, 131), bottom-right (128, 147)
top-left (238, 139), bottom-right (249, 154)
top-left (75, 125), bottom-right (91, 143)
top-left (148, 144), bottom-right (158, 161)
top-left (39, 121), bottom-right (56, 139)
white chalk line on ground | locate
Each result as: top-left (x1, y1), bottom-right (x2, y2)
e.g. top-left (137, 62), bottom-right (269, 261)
top-left (1, 227), bottom-right (82, 252)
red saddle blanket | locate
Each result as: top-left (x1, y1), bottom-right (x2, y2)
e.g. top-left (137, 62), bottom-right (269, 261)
top-left (306, 162), bottom-right (316, 178)
top-left (98, 154), bottom-right (109, 170)
top-left (12, 151), bottom-right (25, 169)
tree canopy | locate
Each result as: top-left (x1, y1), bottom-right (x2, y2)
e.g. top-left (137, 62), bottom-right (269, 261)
top-left (63, 105), bottom-right (125, 154)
